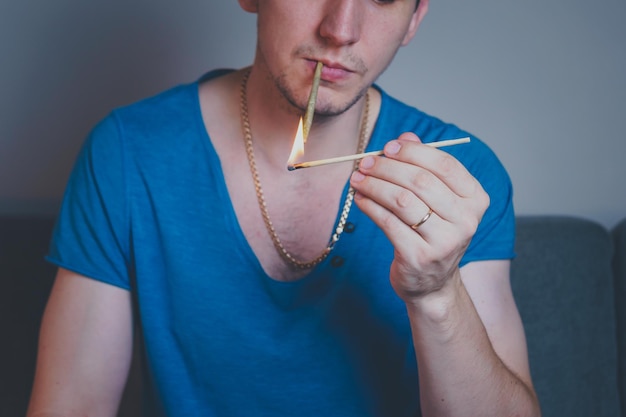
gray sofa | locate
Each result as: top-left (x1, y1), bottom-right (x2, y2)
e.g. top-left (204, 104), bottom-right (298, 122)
top-left (511, 216), bottom-right (625, 416)
top-left (2, 215), bottom-right (625, 416)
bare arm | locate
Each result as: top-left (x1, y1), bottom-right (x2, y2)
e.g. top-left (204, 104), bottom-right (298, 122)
top-left (350, 133), bottom-right (540, 416)
top-left (406, 260), bottom-right (539, 416)
top-left (27, 268), bottom-right (133, 417)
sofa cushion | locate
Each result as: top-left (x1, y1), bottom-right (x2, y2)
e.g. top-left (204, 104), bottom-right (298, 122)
top-left (511, 216), bottom-right (620, 417)
top-left (0, 216), bottom-right (56, 416)
top-left (613, 218), bottom-right (626, 417)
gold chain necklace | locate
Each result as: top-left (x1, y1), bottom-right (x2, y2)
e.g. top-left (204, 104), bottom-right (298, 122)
top-left (240, 69), bottom-right (370, 269)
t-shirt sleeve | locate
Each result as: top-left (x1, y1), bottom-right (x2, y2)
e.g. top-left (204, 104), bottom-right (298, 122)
top-left (47, 113), bottom-right (131, 289)
top-left (457, 139), bottom-right (516, 266)
top-left (362, 88), bottom-right (516, 266)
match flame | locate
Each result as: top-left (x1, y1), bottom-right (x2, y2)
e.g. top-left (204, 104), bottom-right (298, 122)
top-left (287, 117), bottom-right (305, 167)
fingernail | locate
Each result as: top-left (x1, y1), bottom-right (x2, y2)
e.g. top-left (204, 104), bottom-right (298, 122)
top-left (385, 141), bottom-right (401, 155)
top-left (360, 156), bottom-right (375, 169)
top-left (351, 171), bottom-right (365, 182)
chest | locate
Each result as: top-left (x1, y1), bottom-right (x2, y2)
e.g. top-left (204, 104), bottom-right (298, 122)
top-left (132, 238), bottom-right (415, 416)
top-left (225, 151), bottom-right (355, 280)
top-left (196, 76), bottom-right (358, 280)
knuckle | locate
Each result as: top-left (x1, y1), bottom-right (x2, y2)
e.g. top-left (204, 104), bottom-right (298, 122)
top-left (480, 190), bottom-right (491, 211)
top-left (438, 153), bottom-right (457, 177)
top-left (464, 217), bottom-right (480, 240)
top-left (472, 188), bottom-right (490, 217)
top-left (409, 169), bottom-right (432, 191)
top-left (464, 217), bottom-right (480, 236)
top-left (380, 211), bottom-right (397, 230)
top-left (395, 189), bottom-right (413, 208)
top-left (473, 181), bottom-right (490, 206)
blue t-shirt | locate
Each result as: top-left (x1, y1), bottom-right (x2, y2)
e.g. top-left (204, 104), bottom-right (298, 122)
top-left (48, 71), bottom-right (515, 416)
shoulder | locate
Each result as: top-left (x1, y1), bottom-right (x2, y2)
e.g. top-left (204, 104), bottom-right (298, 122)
top-left (373, 86), bottom-right (510, 187)
top-left (374, 86), bottom-right (515, 261)
top-left (104, 69), bottom-right (233, 140)
top-left (110, 82), bottom-right (198, 139)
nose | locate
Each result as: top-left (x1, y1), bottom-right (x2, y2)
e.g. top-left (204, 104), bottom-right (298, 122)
top-left (319, 0), bottom-right (363, 46)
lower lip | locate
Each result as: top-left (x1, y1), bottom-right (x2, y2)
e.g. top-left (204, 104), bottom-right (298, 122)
top-left (322, 66), bottom-right (352, 82)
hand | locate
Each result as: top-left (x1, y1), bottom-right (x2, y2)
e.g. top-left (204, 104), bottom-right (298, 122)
top-left (349, 132), bottom-right (489, 302)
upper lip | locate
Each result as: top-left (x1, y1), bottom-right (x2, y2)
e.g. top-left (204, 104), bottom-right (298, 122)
top-left (313, 59), bottom-right (352, 72)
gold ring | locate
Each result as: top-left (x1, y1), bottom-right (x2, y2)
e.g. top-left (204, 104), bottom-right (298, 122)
top-left (410, 208), bottom-right (433, 231)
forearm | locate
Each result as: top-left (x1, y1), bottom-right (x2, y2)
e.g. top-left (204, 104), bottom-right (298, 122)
top-left (407, 272), bottom-right (540, 417)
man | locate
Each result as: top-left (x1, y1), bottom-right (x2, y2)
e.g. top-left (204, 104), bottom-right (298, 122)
top-left (28, 0), bottom-right (541, 416)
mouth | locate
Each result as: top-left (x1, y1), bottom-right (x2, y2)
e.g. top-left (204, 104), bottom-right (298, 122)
top-left (319, 59), bottom-right (352, 72)
top-left (307, 59), bottom-right (354, 82)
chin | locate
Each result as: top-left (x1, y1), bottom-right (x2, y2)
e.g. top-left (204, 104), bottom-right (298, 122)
top-left (315, 89), bottom-right (368, 118)
top-left (274, 69), bottom-right (368, 117)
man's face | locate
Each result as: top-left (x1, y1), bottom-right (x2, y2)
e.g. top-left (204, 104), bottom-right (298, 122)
top-left (242, 0), bottom-right (427, 117)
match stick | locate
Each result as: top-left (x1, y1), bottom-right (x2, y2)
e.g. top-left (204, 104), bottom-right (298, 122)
top-left (302, 62), bottom-right (323, 143)
top-left (287, 137), bottom-right (471, 171)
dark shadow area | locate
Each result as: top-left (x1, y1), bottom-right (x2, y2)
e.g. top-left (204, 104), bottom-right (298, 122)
top-left (0, 216), bottom-right (56, 416)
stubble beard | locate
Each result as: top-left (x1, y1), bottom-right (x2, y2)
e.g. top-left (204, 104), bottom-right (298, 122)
top-left (271, 45), bottom-right (371, 119)
top-left (273, 71), bottom-right (369, 119)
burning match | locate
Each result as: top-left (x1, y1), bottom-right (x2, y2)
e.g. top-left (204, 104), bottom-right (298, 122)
top-left (303, 62), bottom-right (323, 144)
top-left (287, 137), bottom-right (471, 171)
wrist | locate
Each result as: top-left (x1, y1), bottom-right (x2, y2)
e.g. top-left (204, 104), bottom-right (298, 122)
top-left (403, 269), bottom-right (464, 325)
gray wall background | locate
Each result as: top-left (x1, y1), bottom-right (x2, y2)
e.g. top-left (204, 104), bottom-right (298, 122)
top-left (1, 1), bottom-right (624, 228)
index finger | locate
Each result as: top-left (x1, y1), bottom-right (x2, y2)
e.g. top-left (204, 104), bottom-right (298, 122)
top-left (382, 135), bottom-right (480, 199)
